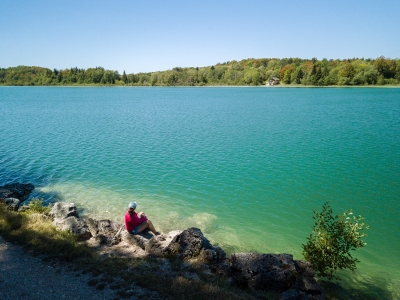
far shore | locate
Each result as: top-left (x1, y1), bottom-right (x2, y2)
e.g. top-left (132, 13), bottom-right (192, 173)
top-left (1, 84), bottom-right (399, 88)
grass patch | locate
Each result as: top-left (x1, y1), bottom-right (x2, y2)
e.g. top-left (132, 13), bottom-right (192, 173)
top-left (0, 202), bottom-right (276, 299)
top-left (0, 203), bottom-right (92, 261)
top-left (25, 198), bottom-right (51, 214)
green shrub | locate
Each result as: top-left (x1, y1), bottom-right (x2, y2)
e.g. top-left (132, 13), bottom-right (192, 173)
top-left (26, 198), bottom-right (51, 214)
top-left (302, 202), bottom-right (368, 280)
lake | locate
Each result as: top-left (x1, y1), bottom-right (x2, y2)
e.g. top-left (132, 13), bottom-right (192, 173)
top-left (0, 86), bottom-right (399, 299)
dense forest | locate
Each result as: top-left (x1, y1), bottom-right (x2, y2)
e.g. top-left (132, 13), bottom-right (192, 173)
top-left (1, 57), bottom-right (399, 86)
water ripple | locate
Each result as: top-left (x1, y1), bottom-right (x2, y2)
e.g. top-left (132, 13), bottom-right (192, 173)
top-left (1, 87), bottom-right (399, 298)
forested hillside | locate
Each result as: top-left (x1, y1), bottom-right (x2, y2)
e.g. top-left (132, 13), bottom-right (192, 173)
top-left (1, 57), bottom-right (399, 86)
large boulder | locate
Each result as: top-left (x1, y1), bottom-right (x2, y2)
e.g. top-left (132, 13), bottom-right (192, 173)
top-left (226, 252), bottom-right (324, 299)
top-left (145, 230), bottom-right (183, 257)
top-left (50, 202), bottom-right (91, 240)
top-left (85, 218), bottom-right (123, 245)
top-left (146, 228), bottom-right (226, 267)
top-left (227, 253), bottom-right (297, 292)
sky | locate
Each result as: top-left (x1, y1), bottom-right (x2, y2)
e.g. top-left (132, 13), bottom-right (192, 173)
top-left (1, 0), bottom-right (399, 74)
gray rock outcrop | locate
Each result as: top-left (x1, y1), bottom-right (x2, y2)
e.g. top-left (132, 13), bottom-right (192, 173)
top-left (49, 202), bottom-right (92, 240)
top-left (145, 227), bottom-right (226, 269)
top-left (120, 229), bottom-right (154, 250)
top-left (226, 252), bottom-right (324, 299)
top-left (85, 218), bottom-right (123, 246)
top-left (145, 230), bottom-right (183, 257)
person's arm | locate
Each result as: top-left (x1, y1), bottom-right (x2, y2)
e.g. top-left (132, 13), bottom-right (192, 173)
top-left (137, 212), bottom-right (148, 221)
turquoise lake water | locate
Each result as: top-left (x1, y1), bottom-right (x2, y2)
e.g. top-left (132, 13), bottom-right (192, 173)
top-left (0, 86), bottom-right (399, 298)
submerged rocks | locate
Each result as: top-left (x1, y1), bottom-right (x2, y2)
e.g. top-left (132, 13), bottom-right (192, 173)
top-left (0, 183), bottom-right (34, 202)
top-left (0, 182), bottom-right (34, 211)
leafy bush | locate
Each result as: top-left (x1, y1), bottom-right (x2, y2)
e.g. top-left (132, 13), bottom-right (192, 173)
top-left (302, 202), bottom-right (369, 280)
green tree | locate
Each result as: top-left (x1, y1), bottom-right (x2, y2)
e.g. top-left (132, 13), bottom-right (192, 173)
top-left (374, 56), bottom-right (398, 78)
top-left (244, 69), bottom-right (261, 85)
top-left (302, 202), bottom-right (368, 280)
top-left (290, 67), bottom-right (304, 84)
top-left (122, 70), bottom-right (128, 83)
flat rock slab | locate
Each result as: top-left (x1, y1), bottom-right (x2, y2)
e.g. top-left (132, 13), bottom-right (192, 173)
top-left (120, 230), bottom-right (154, 250)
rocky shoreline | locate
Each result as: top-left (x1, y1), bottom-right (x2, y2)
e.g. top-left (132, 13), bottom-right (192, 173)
top-left (1, 182), bottom-right (325, 300)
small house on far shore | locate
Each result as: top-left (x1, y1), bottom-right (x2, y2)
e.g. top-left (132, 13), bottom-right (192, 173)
top-left (266, 77), bottom-right (280, 86)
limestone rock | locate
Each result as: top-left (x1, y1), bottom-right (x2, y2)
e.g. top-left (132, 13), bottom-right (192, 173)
top-left (172, 228), bottom-right (226, 264)
top-left (50, 202), bottom-right (79, 220)
top-left (86, 234), bottom-right (108, 248)
top-left (145, 230), bottom-right (183, 257)
top-left (145, 227), bottom-right (226, 267)
top-left (85, 218), bottom-right (124, 245)
top-left (120, 230), bottom-right (154, 250)
top-left (56, 216), bottom-right (92, 240)
top-left (50, 202), bottom-right (91, 240)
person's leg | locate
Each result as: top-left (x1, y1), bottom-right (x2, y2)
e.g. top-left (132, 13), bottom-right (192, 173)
top-left (136, 220), bottom-right (159, 234)
top-left (147, 219), bottom-right (158, 234)
top-left (136, 221), bottom-right (149, 233)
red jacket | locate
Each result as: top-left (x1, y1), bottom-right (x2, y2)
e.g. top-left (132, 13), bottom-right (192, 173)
top-left (124, 211), bottom-right (147, 232)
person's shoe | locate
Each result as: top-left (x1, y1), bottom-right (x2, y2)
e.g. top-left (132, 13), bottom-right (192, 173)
top-left (155, 232), bottom-right (161, 236)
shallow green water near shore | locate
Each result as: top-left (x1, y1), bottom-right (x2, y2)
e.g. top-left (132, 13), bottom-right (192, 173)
top-left (1, 87), bottom-right (399, 298)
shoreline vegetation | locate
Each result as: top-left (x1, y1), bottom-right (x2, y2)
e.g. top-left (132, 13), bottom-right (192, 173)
top-left (1, 56), bottom-right (400, 87)
top-left (0, 183), bottom-right (326, 299)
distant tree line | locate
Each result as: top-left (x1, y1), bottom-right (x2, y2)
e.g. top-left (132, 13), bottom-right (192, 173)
top-left (1, 57), bottom-right (399, 86)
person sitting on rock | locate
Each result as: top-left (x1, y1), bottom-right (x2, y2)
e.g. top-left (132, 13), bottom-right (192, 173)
top-left (124, 202), bottom-right (160, 235)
